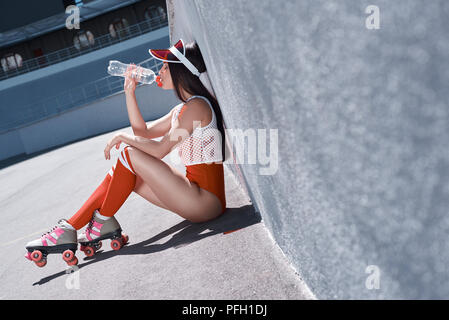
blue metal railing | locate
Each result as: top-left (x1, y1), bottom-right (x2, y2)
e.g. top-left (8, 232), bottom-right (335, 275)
top-left (0, 58), bottom-right (163, 134)
top-left (0, 14), bottom-right (168, 81)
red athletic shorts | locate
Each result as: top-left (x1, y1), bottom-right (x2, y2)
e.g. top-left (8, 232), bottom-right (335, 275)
top-left (186, 162), bottom-right (226, 214)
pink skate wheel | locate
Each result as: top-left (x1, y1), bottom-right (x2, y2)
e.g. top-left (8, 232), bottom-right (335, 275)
top-left (25, 252), bottom-right (32, 261)
top-left (35, 259), bottom-right (47, 268)
top-left (67, 256), bottom-right (78, 266)
top-left (31, 250), bottom-right (43, 262)
top-left (62, 250), bottom-right (75, 263)
top-left (111, 239), bottom-right (122, 251)
top-left (84, 246), bottom-right (95, 257)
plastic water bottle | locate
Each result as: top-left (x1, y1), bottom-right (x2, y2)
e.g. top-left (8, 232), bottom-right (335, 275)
top-left (107, 60), bottom-right (157, 84)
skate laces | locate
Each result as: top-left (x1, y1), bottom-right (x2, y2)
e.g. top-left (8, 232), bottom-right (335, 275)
top-left (85, 221), bottom-right (92, 233)
top-left (40, 220), bottom-right (66, 238)
top-left (41, 225), bottom-right (58, 238)
top-left (85, 218), bottom-right (95, 236)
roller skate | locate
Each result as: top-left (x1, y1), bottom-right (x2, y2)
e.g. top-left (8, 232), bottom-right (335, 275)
top-left (25, 219), bottom-right (78, 268)
top-left (78, 210), bottom-right (129, 257)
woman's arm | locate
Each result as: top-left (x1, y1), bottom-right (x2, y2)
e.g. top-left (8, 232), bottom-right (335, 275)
top-left (137, 107), bottom-right (175, 139)
top-left (125, 91), bottom-right (147, 135)
top-left (121, 133), bottom-right (165, 159)
top-left (104, 131), bottom-right (164, 160)
top-left (123, 65), bottom-right (175, 139)
top-left (123, 65), bottom-right (147, 135)
top-left (104, 99), bottom-right (204, 161)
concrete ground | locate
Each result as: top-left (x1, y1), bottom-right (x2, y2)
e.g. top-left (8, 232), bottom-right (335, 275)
top-left (0, 126), bottom-right (315, 300)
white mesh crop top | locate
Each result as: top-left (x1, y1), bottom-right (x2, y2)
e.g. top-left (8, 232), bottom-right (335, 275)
top-left (171, 95), bottom-right (223, 166)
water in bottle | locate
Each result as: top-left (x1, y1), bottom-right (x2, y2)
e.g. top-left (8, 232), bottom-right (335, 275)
top-left (107, 60), bottom-right (156, 84)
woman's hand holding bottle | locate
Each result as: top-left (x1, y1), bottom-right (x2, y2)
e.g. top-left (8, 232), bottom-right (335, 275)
top-left (124, 64), bottom-right (139, 94)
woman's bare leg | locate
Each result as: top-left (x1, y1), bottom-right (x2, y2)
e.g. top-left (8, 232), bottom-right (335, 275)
top-left (127, 147), bottom-right (222, 223)
top-left (133, 175), bottom-right (170, 211)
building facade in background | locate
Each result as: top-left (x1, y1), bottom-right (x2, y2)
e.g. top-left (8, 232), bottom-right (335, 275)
top-left (0, 0), bottom-right (166, 77)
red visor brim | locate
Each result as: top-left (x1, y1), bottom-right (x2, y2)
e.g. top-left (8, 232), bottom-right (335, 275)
top-left (149, 39), bottom-right (184, 63)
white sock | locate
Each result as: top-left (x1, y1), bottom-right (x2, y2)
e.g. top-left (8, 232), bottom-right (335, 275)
top-left (94, 210), bottom-right (111, 221)
top-left (61, 219), bottom-right (76, 230)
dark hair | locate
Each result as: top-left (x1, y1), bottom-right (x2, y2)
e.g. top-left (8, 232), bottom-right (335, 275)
top-left (168, 42), bottom-right (226, 161)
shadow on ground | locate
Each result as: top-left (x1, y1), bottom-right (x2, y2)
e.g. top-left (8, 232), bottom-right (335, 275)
top-left (32, 204), bottom-right (261, 286)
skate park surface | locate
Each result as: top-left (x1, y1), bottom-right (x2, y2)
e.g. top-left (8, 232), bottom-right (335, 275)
top-left (0, 127), bottom-right (315, 300)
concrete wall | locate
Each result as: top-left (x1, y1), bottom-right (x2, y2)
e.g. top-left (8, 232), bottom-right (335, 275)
top-left (168, 0), bottom-right (449, 299)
